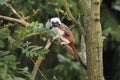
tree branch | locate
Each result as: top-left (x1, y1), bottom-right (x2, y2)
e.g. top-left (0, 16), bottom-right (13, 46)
top-left (0, 3), bottom-right (30, 26)
top-left (30, 39), bottom-right (52, 80)
top-left (29, 57), bottom-right (48, 80)
top-left (64, 0), bottom-right (77, 24)
top-left (5, 3), bottom-right (25, 21)
top-left (0, 15), bottom-right (30, 26)
top-left (64, 0), bottom-right (84, 35)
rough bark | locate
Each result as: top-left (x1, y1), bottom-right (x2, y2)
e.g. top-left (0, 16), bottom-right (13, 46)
top-left (84, 0), bottom-right (104, 80)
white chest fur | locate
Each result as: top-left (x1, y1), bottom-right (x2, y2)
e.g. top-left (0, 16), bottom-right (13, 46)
top-left (52, 27), bottom-right (64, 40)
top-left (53, 27), bottom-right (64, 35)
top-left (52, 27), bottom-right (70, 44)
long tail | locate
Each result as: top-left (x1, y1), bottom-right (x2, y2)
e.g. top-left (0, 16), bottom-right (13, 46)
top-left (70, 42), bottom-right (87, 70)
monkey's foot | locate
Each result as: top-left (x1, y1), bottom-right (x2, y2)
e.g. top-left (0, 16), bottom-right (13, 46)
top-left (61, 42), bottom-right (68, 45)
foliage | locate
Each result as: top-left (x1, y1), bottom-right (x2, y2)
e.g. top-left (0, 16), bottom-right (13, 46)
top-left (54, 54), bottom-right (85, 80)
top-left (19, 41), bottom-right (49, 58)
top-left (37, 54), bottom-right (85, 80)
top-left (114, 0), bottom-right (120, 5)
top-left (0, 28), bottom-right (9, 48)
top-left (0, 0), bottom-right (8, 5)
top-left (101, 7), bottom-right (120, 42)
top-left (0, 14), bottom-right (56, 80)
top-left (0, 3), bottom-right (57, 78)
top-left (0, 51), bottom-right (30, 80)
top-left (0, 0), bottom-right (120, 80)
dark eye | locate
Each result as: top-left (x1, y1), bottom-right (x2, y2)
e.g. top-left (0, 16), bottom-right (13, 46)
top-left (52, 22), bottom-right (54, 24)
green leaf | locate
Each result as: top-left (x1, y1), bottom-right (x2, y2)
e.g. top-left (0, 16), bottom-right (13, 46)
top-left (16, 67), bottom-right (30, 78)
top-left (22, 48), bottom-right (28, 54)
top-left (0, 0), bottom-right (6, 5)
top-left (0, 63), bottom-right (7, 74)
top-left (0, 72), bottom-right (13, 80)
top-left (30, 46), bottom-right (42, 52)
top-left (49, 29), bottom-right (57, 37)
top-left (45, 21), bottom-right (51, 29)
top-left (0, 40), bottom-right (5, 48)
top-left (38, 49), bottom-right (49, 58)
top-left (3, 55), bottom-right (16, 62)
top-left (0, 51), bottom-right (10, 57)
top-left (14, 77), bottom-right (26, 80)
top-left (29, 52), bottom-right (35, 57)
top-left (34, 52), bottom-right (38, 57)
top-left (33, 23), bottom-right (44, 32)
top-left (40, 49), bottom-right (49, 54)
top-left (18, 67), bottom-right (29, 74)
top-left (0, 28), bottom-right (9, 40)
top-left (39, 23), bottom-right (44, 28)
top-left (57, 54), bottom-right (70, 63)
top-left (26, 52), bottom-right (30, 57)
top-left (55, 8), bottom-right (65, 14)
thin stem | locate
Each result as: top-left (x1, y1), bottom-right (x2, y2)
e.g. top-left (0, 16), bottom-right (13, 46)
top-left (30, 40), bottom-right (52, 80)
top-left (63, 0), bottom-right (84, 35)
top-left (63, 0), bottom-right (77, 24)
top-left (29, 57), bottom-right (48, 80)
top-left (0, 15), bottom-right (30, 26)
top-left (5, 3), bottom-right (25, 21)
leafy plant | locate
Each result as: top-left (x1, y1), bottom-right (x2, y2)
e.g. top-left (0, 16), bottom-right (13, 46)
top-left (19, 41), bottom-right (49, 59)
top-left (0, 0), bottom-right (7, 5)
top-left (53, 54), bottom-right (85, 80)
top-left (0, 28), bottom-right (10, 48)
top-left (0, 50), bottom-right (30, 80)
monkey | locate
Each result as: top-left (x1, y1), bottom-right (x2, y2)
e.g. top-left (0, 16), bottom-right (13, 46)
top-left (49, 17), bottom-right (86, 69)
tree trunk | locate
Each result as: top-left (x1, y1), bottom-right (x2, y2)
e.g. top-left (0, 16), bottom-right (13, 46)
top-left (84, 0), bottom-right (104, 80)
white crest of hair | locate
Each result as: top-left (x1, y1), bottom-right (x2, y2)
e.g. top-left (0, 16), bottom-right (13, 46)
top-left (51, 17), bottom-right (70, 44)
top-left (50, 17), bottom-right (62, 24)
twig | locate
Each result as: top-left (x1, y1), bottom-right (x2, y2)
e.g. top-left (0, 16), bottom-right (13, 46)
top-left (19, 33), bottom-right (40, 41)
top-left (63, 0), bottom-right (84, 35)
top-left (0, 3), bottom-right (30, 26)
top-left (29, 57), bottom-right (48, 80)
top-left (5, 3), bottom-right (25, 21)
top-left (30, 40), bottom-right (52, 80)
top-left (55, 39), bottom-right (86, 65)
top-left (1, 2), bottom-right (49, 80)
top-left (63, 0), bottom-right (77, 24)
top-left (0, 15), bottom-right (30, 26)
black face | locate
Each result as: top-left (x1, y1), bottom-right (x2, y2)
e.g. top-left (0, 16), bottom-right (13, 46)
top-left (50, 21), bottom-right (60, 29)
top-left (52, 21), bottom-right (60, 27)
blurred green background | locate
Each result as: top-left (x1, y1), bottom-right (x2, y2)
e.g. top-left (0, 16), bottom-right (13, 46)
top-left (0, 0), bottom-right (120, 80)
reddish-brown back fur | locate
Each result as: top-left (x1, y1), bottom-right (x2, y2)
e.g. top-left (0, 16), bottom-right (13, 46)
top-left (59, 23), bottom-right (86, 69)
top-left (70, 42), bottom-right (79, 60)
top-left (59, 23), bottom-right (78, 58)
